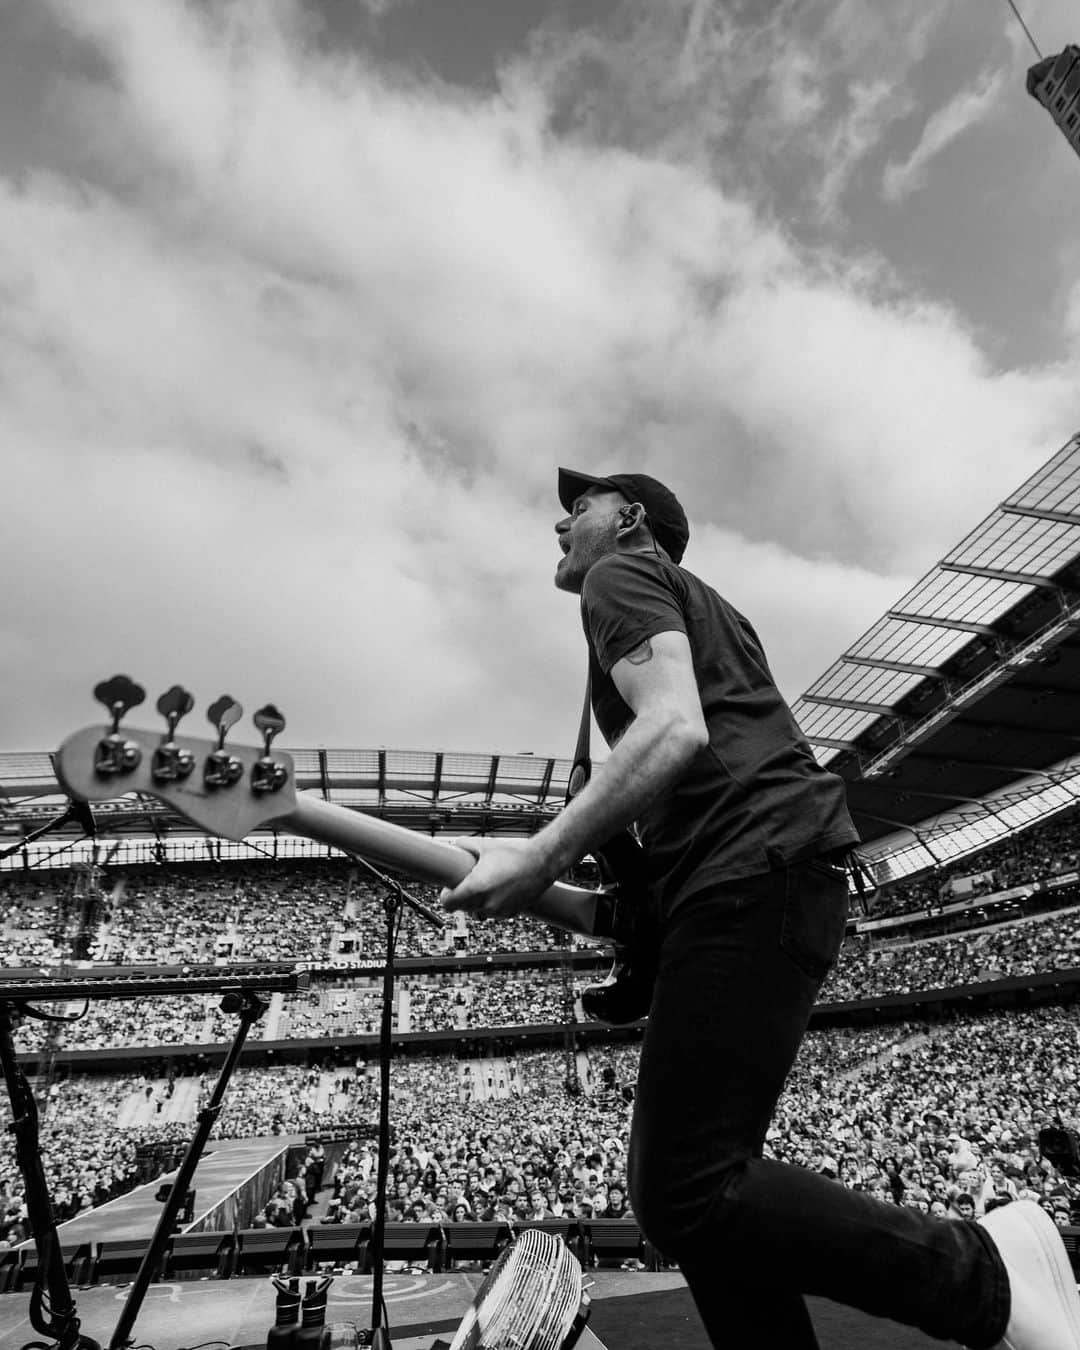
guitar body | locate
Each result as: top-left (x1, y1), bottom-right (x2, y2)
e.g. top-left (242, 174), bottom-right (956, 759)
top-left (580, 830), bottom-right (657, 1025)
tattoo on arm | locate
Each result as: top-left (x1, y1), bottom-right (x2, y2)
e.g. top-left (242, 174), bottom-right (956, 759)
top-left (625, 639), bottom-right (654, 665)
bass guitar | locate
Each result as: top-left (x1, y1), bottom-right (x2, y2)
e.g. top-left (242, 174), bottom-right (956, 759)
top-left (54, 677), bottom-right (654, 1024)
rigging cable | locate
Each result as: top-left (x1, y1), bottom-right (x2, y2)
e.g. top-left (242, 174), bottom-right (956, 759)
top-left (1004, 0), bottom-right (1044, 59)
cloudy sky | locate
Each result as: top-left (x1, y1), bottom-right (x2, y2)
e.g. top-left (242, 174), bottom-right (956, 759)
top-left (3, 0), bottom-right (1080, 762)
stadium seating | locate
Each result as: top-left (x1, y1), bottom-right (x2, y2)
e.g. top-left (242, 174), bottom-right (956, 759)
top-left (5, 820), bottom-right (1080, 1270)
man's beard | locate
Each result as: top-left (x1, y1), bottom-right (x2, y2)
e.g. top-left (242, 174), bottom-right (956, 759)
top-left (555, 523), bottom-right (618, 593)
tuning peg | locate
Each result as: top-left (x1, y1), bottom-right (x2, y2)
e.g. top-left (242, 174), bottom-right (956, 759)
top-left (92, 675), bottom-right (146, 778)
top-left (251, 704), bottom-right (288, 795)
top-left (204, 696), bottom-right (245, 790)
top-left (156, 685), bottom-right (195, 735)
top-left (208, 696), bottom-right (243, 745)
top-left (151, 685), bottom-right (196, 785)
top-left (253, 704), bottom-right (286, 748)
top-left (94, 675), bottom-right (146, 733)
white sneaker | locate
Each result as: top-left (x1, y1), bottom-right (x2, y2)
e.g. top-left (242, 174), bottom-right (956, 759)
top-left (979, 1200), bottom-right (1080, 1349)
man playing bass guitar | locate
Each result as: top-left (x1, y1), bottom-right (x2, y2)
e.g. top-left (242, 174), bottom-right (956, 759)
top-left (441, 468), bottom-right (1078, 1350)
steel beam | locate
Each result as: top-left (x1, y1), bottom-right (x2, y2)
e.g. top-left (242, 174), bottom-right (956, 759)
top-left (938, 561), bottom-right (1054, 588)
top-left (886, 610), bottom-right (998, 635)
top-left (1001, 503), bottom-right (1080, 527)
top-left (840, 656), bottom-right (943, 678)
top-left (802, 694), bottom-right (898, 716)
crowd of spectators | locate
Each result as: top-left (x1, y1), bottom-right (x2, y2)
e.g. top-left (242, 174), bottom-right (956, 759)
top-left (0, 862), bottom-right (581, 970)
top-left (0, 1076), bottom-right (189, 1250)
top-left (6, 799), bottom-right (1080, 968)
top-left (766, 1005), bottom-right (1080, 1226)
top-left (6, 823), bottom-right (1080, 1252)
top-left (312, 1008), bottom-right (1080, 1231)
top-left (9, 971), bottom-right (576, 1053)
top-left (872, 805), bottom-right (1080, 920)
top-left (5, 1006), bottom-right (1080, 1249)
top-left (0, 876), bottom-right (67, 968)
top-left (11, 901), bottom-right (1080, 1053)
top-left (12, 998), bottom-right (210, 1054)
top-left (206, 1064), bottom-right (336, 1140)
top-left (91, 867), bottom-right (338, 966)
top-left (820, 906), bottom-right (1080, 1003)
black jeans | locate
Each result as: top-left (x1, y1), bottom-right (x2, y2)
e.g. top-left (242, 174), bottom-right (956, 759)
top-left (627, 858), bottom-right (1010, 1349)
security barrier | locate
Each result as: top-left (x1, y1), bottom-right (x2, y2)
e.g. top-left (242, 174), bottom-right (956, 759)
top-left (15, 1217), bottom-right (1063, 1290)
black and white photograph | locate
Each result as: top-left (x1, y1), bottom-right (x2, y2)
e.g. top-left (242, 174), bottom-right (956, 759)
top-left (3, 2), bottom-right (1080, 1347)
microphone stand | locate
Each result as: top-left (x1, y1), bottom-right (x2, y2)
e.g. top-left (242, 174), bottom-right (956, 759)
top-left (108, 988), bottom-right (268, 1350)
top-left (350, 858), bottom-right (444, 1350)
top-left (0, 798), bottom-right (100, 1348)
top-left (0, 969), bottom-right (303, 1350)
top-left (0, 999), bottom-right (101, 1350)
top-left (0, 799), bottom-right (96, 861)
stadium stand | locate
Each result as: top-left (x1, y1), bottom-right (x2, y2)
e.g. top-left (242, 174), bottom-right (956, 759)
top-left (3, 1012), bottom-right (1080, 1254)
top-left (5, 788), bottom-right (1080, 1259)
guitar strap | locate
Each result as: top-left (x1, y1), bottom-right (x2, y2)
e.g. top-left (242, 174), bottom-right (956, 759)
top-left (565, 671), bottom-right (592, 806)
top-left (563, 670), bottom-right (626, 950)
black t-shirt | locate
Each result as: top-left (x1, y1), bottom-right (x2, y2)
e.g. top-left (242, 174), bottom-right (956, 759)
top-left (580, 552), bottom-right (859, 914)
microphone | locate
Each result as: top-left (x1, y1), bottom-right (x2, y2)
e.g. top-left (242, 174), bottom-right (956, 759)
top-left (68, 797), bottom-right (96, 840)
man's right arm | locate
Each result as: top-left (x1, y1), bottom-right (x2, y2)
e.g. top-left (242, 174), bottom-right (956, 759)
top-left (441, 628), bottom-right (707, 923)
top-left (528, 628), bottom-right (708, 882)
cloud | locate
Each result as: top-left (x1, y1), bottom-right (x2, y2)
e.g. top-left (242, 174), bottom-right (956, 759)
top-left (511, 0), bottom-right (946, 219)
top-left (814, 77), bottom-right (912, 222)
top-left (1, 0), bottom-right (1078, 763)
top-left (883, 69), bottom-right (1007, 202)
top-left (696, 275), bottom-right (1076, 573)
top-left (685, 526), bottom-right (903, 705)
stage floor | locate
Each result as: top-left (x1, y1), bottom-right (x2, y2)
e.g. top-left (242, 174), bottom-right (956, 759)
top-left (0, 1270), bottom-right (969, 1350)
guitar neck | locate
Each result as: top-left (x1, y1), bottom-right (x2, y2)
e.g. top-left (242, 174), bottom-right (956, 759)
top-left (286, 794), bottom-right (601, 940)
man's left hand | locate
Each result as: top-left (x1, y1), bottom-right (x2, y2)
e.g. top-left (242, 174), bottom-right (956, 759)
top-left (440, 838), bottom-right (554, 919)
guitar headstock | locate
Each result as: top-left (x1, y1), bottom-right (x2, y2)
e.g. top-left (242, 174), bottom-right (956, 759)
top-left (55, 677), bottom-right (298, 841)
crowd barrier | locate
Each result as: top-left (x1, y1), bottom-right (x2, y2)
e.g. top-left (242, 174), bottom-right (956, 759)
top-left (0, 1219), bottom-right (664, 1290)
top-left (4, 1221), bottom-right (1079, 1292)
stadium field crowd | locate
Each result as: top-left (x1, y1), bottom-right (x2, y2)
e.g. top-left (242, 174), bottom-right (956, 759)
top-left (3, 1008), bottom-right (1079, 1249)
top-left (5, 804), bottom-right (1080, 1252)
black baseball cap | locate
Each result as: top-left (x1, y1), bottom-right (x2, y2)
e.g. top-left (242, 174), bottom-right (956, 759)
top-left (557, 467), bottom-right (689, 564)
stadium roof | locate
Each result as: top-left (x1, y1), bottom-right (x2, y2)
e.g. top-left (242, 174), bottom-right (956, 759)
top-left (794, 431), bottom-right (1080, 883)
top-left (0, 747), bottom-right (575, 859)
top-left (6, 434), bottom-right (1080, 888)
